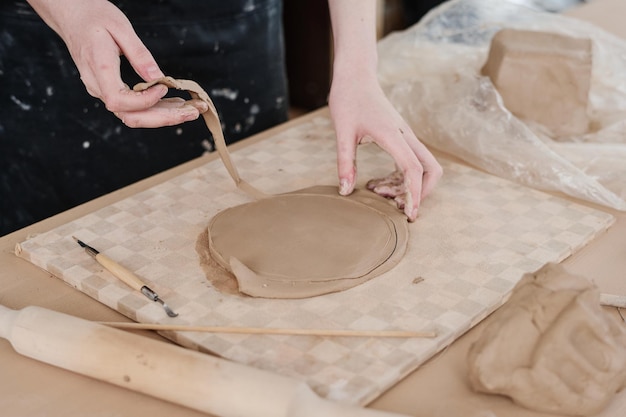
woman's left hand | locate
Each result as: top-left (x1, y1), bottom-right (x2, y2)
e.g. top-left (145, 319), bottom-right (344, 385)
top-left (328, 72), bottom-right (442, 221)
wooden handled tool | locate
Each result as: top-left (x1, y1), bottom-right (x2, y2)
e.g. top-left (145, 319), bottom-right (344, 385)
top-left (0, 304), bottom-right (410, 417)
top-left (73, 237), bottom-right (178, 317)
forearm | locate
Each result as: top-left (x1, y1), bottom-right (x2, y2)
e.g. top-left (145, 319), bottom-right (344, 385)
top-left (327, 0), bottom-right (379, 81)
top-left (26, 0), bottom-right (78, 36)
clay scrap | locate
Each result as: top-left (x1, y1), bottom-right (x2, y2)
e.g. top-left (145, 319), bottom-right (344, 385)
top-left (482, 29), bottom-right (593, 137)
top-left (467, 263), bottom-right (626, 416)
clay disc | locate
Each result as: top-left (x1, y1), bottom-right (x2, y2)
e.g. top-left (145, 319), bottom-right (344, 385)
top-left (207, 185), bottom-right (408, 298)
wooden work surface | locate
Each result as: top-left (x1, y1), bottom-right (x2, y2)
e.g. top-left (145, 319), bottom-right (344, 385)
top-left (11, 112), bottom-right (614, 406)
top-left (1, 1), bottom-right (626, 416)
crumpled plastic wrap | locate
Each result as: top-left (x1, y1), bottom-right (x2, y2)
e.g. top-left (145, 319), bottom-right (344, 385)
top-left (377, 0), bottom-right (626, 211)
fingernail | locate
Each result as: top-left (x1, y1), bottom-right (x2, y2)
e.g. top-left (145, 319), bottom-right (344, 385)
top-left (182, 108), bottom-right (200, 121)
top-left (403, 205), bottom-right (417, 222)
top-left (195, 101), bottom-right (209, 113)
top-left (339, 179), bottom-right (352, 196)
top-left (147, 65), bottom-right (164, 80)
top-left (156, 84), bottom-right (169, 97)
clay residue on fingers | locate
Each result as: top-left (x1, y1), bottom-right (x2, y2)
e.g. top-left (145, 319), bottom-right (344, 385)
top-left (366, 169), bottom-right (415, 219)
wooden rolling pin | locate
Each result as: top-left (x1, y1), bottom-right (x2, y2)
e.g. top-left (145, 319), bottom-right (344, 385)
top-left (0, 304), bottom-right (409, 417)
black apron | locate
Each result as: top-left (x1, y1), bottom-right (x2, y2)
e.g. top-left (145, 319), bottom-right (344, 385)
top-left (0, 0), bottom-right (288, 235)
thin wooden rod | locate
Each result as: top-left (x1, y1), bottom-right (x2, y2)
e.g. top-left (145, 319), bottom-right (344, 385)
top-left (99, 322), bottom-right (437, 338)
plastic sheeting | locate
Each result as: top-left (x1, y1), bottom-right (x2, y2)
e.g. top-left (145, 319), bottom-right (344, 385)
top-left (377, 0), bottom-right (626, 211)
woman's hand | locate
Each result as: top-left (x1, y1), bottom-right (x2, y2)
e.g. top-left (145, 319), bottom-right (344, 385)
top-left (27, 0), bottom-right (207, 127)
top-left (327, 0), bottom-right (441, 221)
top-left (329, 72), bottom-right (441, 221)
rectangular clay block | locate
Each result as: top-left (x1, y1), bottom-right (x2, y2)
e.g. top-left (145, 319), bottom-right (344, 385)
top-left (481, 29), bottom-right (592, 137)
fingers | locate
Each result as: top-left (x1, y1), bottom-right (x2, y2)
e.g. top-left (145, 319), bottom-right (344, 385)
top-left (338, 123), bottom-right (441, 221)
top-left (75, 10), bottom-right (183, 125)
top-left (118, 35), bottom-right (165, 83)
top-left (403, 127), bottom-right (443, 199)
top-left (328, 72), bottom-right (441, 219)
top-left (115, 97), bottom-right (208, 128)
top-left (335, 126), bottom-right (358, 196)
top-left (88, 24), bottom-right (168, 114)
top-left (43, 0), bottom-right (199, 129)
top-left (110, 17), bottom-right (165, 83)
top-left (85, 43), bottom-right (171, 124)
top-left (394, 126), bottom-right (442, 220)
top-left (101, 82), bottom-right (170, 114)
top-left (366, 170), bottom-right (411, 213)
top-left (373, 128), bottom-right (429, 221)
top-left (76, 38), bottom-right (169, 116)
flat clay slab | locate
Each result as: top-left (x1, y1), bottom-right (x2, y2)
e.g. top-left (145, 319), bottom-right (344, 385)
top-left (207, 186), bottom-right (408, 298)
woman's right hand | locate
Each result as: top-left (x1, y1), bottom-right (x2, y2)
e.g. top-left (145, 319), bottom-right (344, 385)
top-left (26, 0), bottom-right (207, 127)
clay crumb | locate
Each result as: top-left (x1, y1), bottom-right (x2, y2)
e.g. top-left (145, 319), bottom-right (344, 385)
top-left (412, 277), bottom-right (424, 284)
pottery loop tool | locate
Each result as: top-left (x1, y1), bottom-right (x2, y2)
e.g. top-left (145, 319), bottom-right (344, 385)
top-left (73, 237), bottom-right (178, 317)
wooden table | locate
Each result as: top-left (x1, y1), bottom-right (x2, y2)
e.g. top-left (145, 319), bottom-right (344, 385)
top-left (1, 1), bottom-right (625, 416)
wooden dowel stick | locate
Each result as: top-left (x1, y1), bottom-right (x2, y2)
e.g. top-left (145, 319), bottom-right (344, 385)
top-left (99, 321), bottom-right (437, 338)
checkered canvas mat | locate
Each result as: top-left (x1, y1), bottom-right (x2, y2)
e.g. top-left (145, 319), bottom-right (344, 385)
top-left (16, 115), bottom-right (614, 405)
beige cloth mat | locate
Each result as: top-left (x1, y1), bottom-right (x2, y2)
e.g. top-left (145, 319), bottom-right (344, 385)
top-left (16, 112), bottom-right (614, 405)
